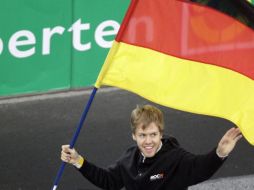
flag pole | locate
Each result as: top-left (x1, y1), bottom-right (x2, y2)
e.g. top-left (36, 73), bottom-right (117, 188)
top-left (51, 87), bottom-right (98, 190)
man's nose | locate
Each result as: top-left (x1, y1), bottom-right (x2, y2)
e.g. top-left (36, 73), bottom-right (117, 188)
top-left (145, 136), bottom-right (152, 144)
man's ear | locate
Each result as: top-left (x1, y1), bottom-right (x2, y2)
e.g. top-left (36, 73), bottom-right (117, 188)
top-left (132, 133), bottom-right (137, 141)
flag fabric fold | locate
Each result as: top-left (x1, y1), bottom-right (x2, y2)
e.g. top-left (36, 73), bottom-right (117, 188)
top-left (95, 0), bottom-right (254, 145)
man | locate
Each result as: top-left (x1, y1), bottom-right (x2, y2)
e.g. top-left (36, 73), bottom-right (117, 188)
top-left (61, 104), bottom-right (242, 190)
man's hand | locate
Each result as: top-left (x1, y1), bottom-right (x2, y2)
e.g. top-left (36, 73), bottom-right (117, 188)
top-left (61, 145), bottom-right (84, 168)
top-left (216, 127), bottom-right (242, 158)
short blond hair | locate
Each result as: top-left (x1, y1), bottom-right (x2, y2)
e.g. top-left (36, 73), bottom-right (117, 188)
top-left (130, 104), bottom-right (164, 134)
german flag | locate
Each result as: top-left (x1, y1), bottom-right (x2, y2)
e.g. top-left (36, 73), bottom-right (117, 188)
top-left (95, 0), bottom-right (254, 144)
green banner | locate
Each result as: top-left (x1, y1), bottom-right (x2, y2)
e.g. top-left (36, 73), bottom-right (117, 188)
top-left (71, 0), bottom-right (129, 88)
top-left (0, 0), bottom-right (130, 97)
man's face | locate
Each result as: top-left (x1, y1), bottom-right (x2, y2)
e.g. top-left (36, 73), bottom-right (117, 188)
top-left (132, 122), bottom-right (162, 158)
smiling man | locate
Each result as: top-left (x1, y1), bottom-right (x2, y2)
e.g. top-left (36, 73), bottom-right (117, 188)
top-left (61, 104), bottom-right (242, 190)
top-left (131, 105), bottom-right (164, 159)
top-left (133, 122), bottom-right (162, 158)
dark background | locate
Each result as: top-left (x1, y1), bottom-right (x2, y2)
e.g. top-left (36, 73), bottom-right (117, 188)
top-left (0, 88), bottom-right (253, 190)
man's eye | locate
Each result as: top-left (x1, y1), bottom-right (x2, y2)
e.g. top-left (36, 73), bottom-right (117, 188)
top-left (139, 134), bottom-right (145, 138)
top-left (151, 133), bottom-right (157, 137)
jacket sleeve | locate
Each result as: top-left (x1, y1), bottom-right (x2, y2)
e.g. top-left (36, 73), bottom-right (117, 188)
top-left (77, 160), bottom-right (124, 190)
top-left (176, 147), bottom-right (226, 186)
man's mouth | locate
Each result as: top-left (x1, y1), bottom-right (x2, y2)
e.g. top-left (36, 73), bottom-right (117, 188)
top-left (144, 146), bottom-right (154, 152)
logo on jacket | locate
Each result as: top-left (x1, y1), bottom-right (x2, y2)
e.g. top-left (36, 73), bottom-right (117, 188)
top-left (150, 173), bottom-right (164, 181)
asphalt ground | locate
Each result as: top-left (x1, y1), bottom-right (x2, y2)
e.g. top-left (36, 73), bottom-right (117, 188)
top-left (0, 87), bottom-right (254, 190)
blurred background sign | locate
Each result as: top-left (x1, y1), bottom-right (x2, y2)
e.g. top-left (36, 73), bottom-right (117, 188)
top-left (0, 0), bottom-right (130, 97)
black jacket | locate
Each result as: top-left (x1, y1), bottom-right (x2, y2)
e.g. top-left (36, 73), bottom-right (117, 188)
top-left (78, 137), bottom-right (225, 190)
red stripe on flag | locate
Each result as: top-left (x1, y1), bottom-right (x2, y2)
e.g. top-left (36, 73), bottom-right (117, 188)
top-left (117, 0), bottom-right (254, 80)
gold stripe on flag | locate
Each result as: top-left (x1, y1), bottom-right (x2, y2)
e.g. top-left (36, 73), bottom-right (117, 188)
top-left (96, 41), bottom-right (254, 144)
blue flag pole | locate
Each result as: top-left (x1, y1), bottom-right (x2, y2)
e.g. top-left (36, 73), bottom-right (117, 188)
top-left (51, 87), bottom-right (98, 190)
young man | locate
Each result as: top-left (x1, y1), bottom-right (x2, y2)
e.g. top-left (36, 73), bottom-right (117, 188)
top-left (61, 104), bottom-right (242, 190)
